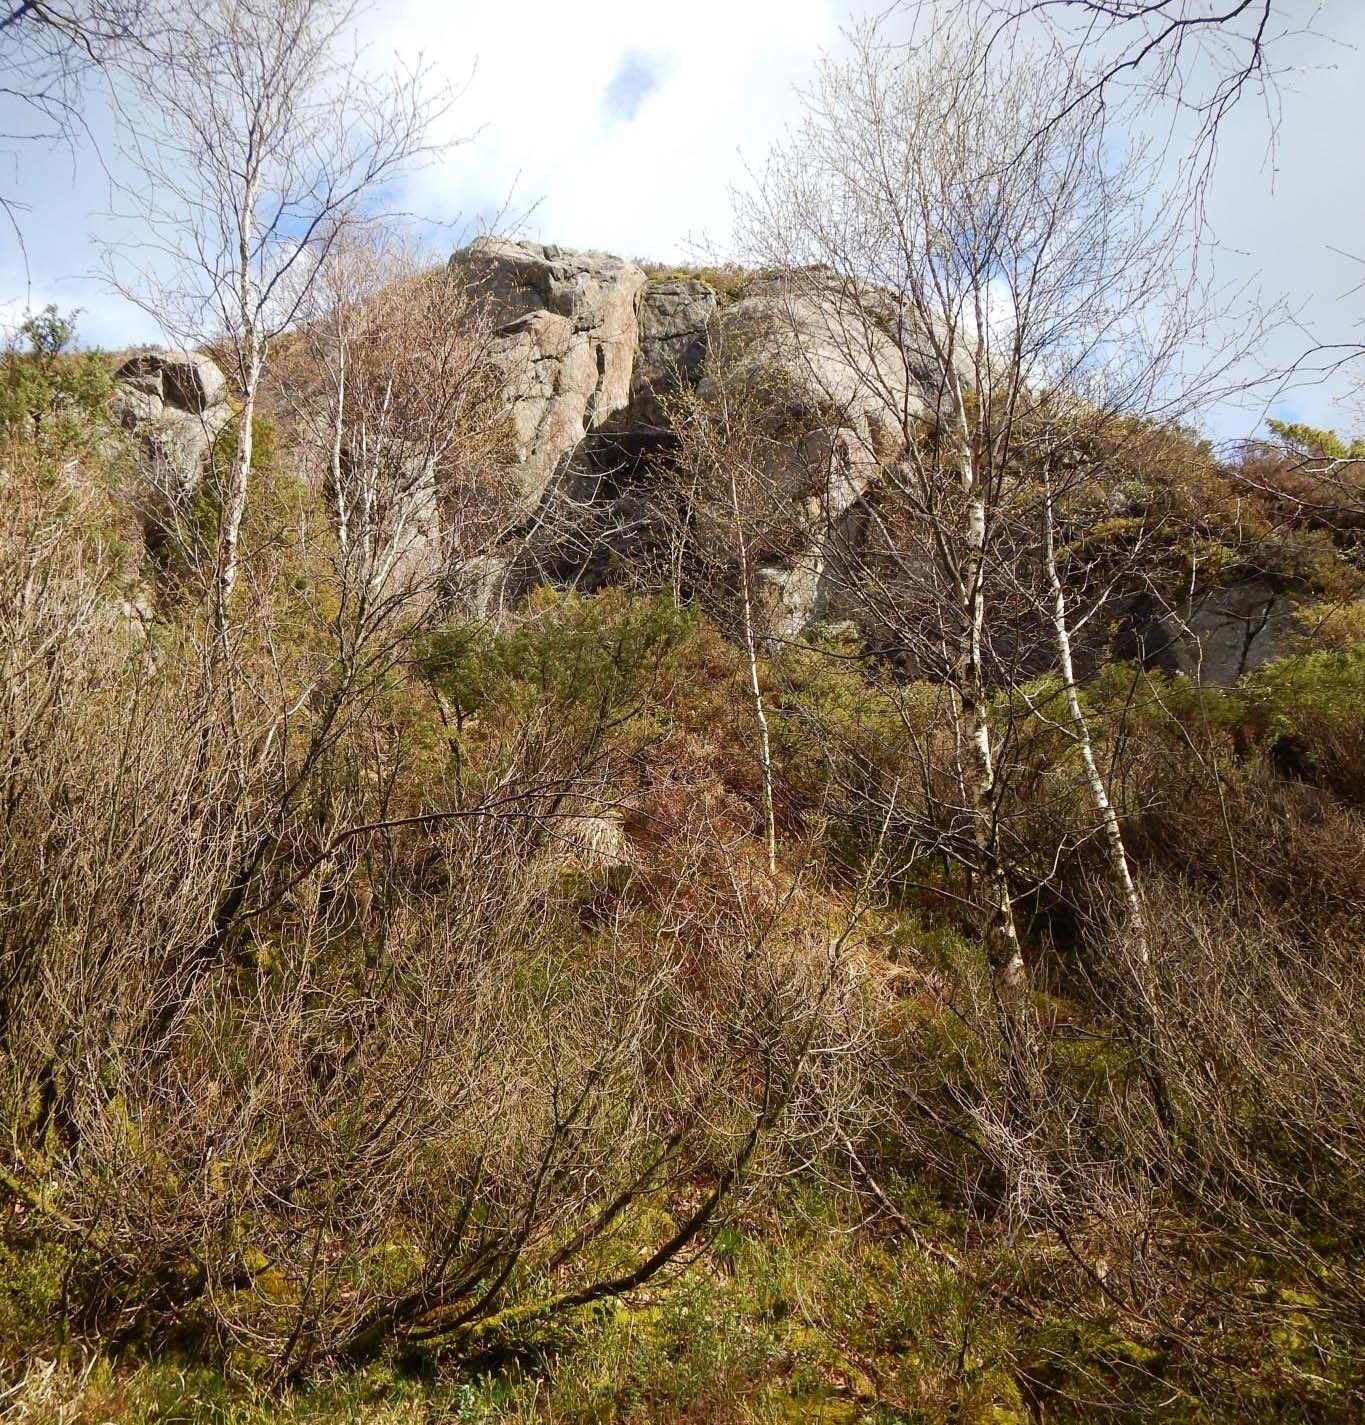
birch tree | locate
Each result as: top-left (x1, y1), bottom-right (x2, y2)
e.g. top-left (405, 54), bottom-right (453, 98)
top-left (106, 0), bottom-right (452, 638)
top-left (666, 358), bottom-right (796, 876)
top-left (737, 13), bottom-right (1245, 991)
top-left (281, 235), bottom-right (513, 606)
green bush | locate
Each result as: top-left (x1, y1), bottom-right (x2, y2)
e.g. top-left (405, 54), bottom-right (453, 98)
top-left (420, 587), bottom-right (700, 746)
top-left (0, 306), bottom-right (112, 437)
top-left (1242, 640), bottom-right (1365, 797)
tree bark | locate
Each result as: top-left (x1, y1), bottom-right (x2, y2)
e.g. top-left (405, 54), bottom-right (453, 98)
top-left (730, 461), bottom-right (778, 876)
top-left (1041, 467), bottom-right (1148, 961)
top-left (955, 420), bottom-right (1026, 992)
top-left (215, 369), bottom-right (256, 635)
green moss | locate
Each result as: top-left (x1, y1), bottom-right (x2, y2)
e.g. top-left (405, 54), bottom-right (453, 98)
top-left (642, 262), bottom-right (756, 303)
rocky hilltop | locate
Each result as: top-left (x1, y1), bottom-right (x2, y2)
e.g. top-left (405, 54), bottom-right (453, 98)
top-left (110, 236), bottom-right (1298, 682)
top-left (448, 236), bottom-right (903, 643)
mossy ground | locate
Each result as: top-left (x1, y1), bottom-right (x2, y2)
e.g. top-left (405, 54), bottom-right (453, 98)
top-left (6, 1176), bottom-right (1358, 1424)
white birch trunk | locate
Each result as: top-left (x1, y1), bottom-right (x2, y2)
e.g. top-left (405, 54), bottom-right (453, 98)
top-left (331, 337), bottom-right (348, 557)
top-left (954, 415), bottom-right (1026, 992)
top-left (1041, 468), bottom-right (1148, 963)
top-left (730, 462), bottom-right (778, 876)
top-left (215, 172), bottom-right (262, 639)
top-left (215, 369), bottom-right (256, 630)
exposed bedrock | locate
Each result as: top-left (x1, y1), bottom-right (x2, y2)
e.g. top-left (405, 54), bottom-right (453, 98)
top-left (451, 237), bottom-right (648, 511)
top-left (108, 243), bottom-right (1301, 680)
top-left (465, 251), bottom-right (919, 638)
top-left (112, 348), bottom-right (234, 506)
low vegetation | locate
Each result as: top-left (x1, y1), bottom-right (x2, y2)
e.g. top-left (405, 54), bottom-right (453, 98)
top-left (3, 1), bottom-right (1364, 1418)
top-left (2, 313), bottom-right (1363, 1422)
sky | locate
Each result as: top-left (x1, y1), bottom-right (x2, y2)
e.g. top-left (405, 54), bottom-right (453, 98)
top-left (1, 0), bottom-right (1362, 441)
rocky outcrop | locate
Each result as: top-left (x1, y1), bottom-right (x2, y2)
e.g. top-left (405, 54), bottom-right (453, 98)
top-left (1164, 577), bottom-right (1299, 685)
top-left (112, 349), bottom-right (233, 503)
top-left (446, 252), bottom-right (927, 638)
top-left (92, 238), bottom-right (1291, 671)
top-left (615, 277), bottom-right (717, 437)
top-left (115, 348), bottom-right (227, 415)
top-left (706, 276), bottom-right (923, 465)
top-left (695, 279), bottom-right (906, 639)
top-left (747, 427), bottom-right (877, 642)
top-left (451, 238), bottom-right (647, 509)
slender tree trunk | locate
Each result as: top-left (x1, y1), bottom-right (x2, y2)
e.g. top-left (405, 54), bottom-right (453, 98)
top-left (215, 370), bottom-right (255, 634)
top-left (1040, 468), bottom-right (1147, 961)
top-left (331, 338), bottom-right (348, 556)
top-left (955, 427), bottom-right (1025, 992)
top-left (729, 463), bottom-right (778, 876)
top-left (215, 171), bottom-right (263, 640)
top-left (1041, 470), bottom-right (1170, 1126)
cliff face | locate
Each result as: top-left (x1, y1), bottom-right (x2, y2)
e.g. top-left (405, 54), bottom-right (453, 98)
top-left (444, 237), bottom-right (923, 640)
top-left (110, 238), bottom-right (1302, 681)
top-left (450, 239), bottom-right (650, 511)
top-left (437, 238), bottom-right (1303, 675)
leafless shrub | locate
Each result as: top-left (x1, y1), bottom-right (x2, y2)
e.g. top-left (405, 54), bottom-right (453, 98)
top-left (103, 0), bottom-right (456, 633)
top-left (0, 440), bottom-right (877, 1383)
top-left (1025, 879), bottom-right (1365, 1392)
top-left (273, 234), bottom-right (517, 608)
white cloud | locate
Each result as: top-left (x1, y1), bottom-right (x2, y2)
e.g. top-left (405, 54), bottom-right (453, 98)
top-left (370, 0), bottom-right (840, 261)
top-left (0, 283), bottom-right (161, 351)
top-left (601, 50), bottom-right (669, 124)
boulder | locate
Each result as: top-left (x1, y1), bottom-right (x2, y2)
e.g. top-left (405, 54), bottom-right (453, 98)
top-left (451, 238), bottom-right (647, 508)
top-left (749, 481), bottom-right (870, 644)
top-left (1165, 577), bottom-right (1299, 685)
top-left (690, 278), bottom-right (909, 639)
top-left (112, 349), bottom-right (233, 503)
top-left (754, 556), bottom-right (825, 644)
top-left (617, 277), bottom-right (718, 436)
top-left (705, 274), bottom-right (929, 466)
top-left (445, 550), bottom-right (516, 622)
top-left (773, 427), bottom-right (877, 638)
top-left (332, 436), bottom-right (446, 590)
top-left (115, 349), bottom-right (227, 413)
